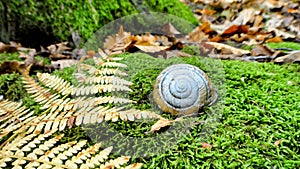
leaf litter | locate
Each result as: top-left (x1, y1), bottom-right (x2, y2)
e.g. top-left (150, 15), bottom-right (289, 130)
top-left (1, 0), bottom-right (300, 75)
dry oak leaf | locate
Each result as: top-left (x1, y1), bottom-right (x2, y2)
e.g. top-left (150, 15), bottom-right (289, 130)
top-left (205, 42), bottom-right (250, 55)
top-left (47, 42), bottom-right (71, 53)
top-left (231, 8), bottom-right (255, 26)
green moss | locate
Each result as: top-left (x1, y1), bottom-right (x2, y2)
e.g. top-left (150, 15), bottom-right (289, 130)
top-left (2, 51), bottom-right (298, 168)
top-left (240, 44), bottom-right (255, 51)
top-left (0, 53), bottom-right (22, 64)
top-left (35, 56), bottom-right (50, 65)
top-left (0, 73), bottom-right (25, 101)
top-left (240, 42), bottom-right (300, 52)
top-left (144, 0), bottom-right (198, 25)
top-left (0, 71), bottom-right (45, 114)
top-left (138, 59), bottom-right (299, 168)
top-left (266, 42), bottom-right (300, 50)
top-left (181, 45), bottom-right (201, 56)
top-left (114, 53), bottom-right (299, 168)
top-left (52, 66), bottom-right (75, 83)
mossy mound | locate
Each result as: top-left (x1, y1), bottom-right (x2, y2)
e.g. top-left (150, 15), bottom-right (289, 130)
top-left (0, 0), bottom-right (198, 48)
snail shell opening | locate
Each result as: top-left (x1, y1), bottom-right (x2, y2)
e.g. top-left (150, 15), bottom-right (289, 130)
top-left (153, 64), bottom-right (218, 116)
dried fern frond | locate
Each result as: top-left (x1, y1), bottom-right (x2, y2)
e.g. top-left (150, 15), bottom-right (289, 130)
top-left (100, 62), bottom-right (128, 68)
top-left (24, 75), bottom-right (128, 112)
top-left (22, 58), bottom-right (164, 127)
top-left (0, 100), bottom-right (36, 138)
top-left (93, 56), bottom-right (127, 68)
top-left (23, 74), bottom-right (60, 106)
top-left (78, 53), bottom-right (128, 77)
top-left (0, 50), bottom-right (177, 169)
top-left (78, 64), bottom-right (128, 76)
top-left (71, 84), bottom-right (132, 96)
top-left (0, 130), bottom-right (142, 169)
top-left (11, 78), bottom-right (159, 133)
top-left (17, 102), bottom-right (162, 133)
top-left (78, 75), bottom-right (133, 86)
top-left (37, 73), bottom-right (133, 97)
top-left (37, 72), bottom-right (73, 95)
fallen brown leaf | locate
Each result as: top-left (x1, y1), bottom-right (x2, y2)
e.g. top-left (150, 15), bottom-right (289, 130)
top-left (205, 42), bottom-right (250, 55)
top-left (200, 21), bottom-right (217, 35)
top-left (135, 45), bottom-right (170, 53)
top-left (201, 142), bottom-right (212, 149)
top-left (103, 26), bottom-right (132, 55)
top-left (197, 8), bottom-right (216, 16)
top-left (0, 60), bottom-right (25, 75)
top-left (156, 22), bottom-right (181, 37)
top-left (68, 116), bottom-right (76, 129)
top-left (47, 42), bottom-right (70, 53)
top-left (265, 36), bottom-right (283, 43)
top-left (165, 50), bottom-right (191, 59)
top-left (188, 28), bottom-right (208, 42)
top-left (274, 139), bottom-right (282, 146)
top-left (232, 8), bottom-right (256, 25)
top-left (251, 44), bottom-right (274, 56)
top-left (146, 118), bottom-right (175, 134)
top-left (274, 51), bottom-right (300, 63)
top-left (0, 41), bottom-right (20, 53)
top-left (222, 25), bottom-right (248, 37)
top-left (134, 33), bottom-right (157, 46)
top-left (50, 59), bottom-right (78, 69)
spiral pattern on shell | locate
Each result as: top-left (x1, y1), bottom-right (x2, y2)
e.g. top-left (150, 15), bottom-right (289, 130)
top-left (153, 64), bottom-right (218, 116)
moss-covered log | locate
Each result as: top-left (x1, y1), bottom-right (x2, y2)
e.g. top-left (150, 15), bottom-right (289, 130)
top-left (0, 0), bottom-right (198, 48)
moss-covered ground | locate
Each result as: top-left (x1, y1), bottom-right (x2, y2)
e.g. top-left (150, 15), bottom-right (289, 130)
top-left (120, 53), bottom-right (300, 168)
top-left (0, 41), bottom-right (299, 168)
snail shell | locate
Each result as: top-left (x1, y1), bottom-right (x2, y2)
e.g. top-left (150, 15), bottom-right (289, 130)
top-left (153, 64), bottom-right (218, 116)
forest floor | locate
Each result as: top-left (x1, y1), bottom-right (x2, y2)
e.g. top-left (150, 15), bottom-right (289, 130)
top-left (0, 0), bottom-right (300, 168)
